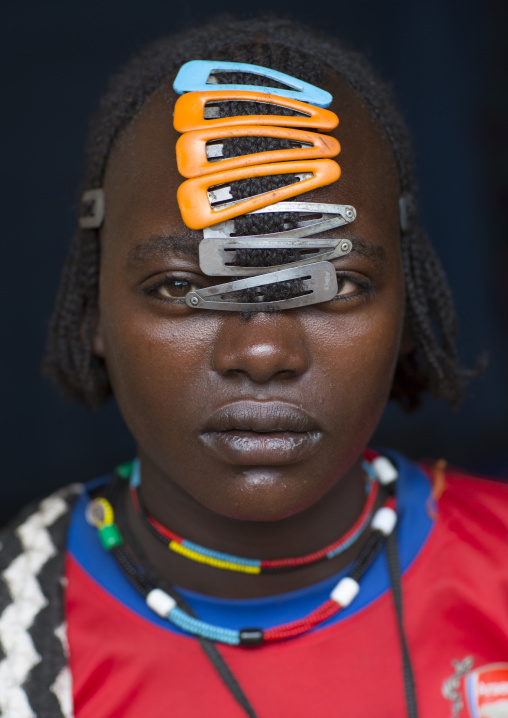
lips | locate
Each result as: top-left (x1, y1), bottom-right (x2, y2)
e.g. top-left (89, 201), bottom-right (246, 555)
top-left (200, 401), bottom-right (323, 465)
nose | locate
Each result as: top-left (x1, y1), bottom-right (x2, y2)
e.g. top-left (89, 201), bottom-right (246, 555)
top-left (212, 312), bottom-right (310, 384)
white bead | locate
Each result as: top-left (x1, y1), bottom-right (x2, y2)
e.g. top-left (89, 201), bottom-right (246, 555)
top-left (371, 506), bottom-right (397, 535)
top-left (330, 577), bottom-right (360, 607)
top-left (372, 457), bottom-right (398, 485)
top-left (146, 588), bottom-right (176, 617)
top-left (84, 502), bottom-right (96, 526)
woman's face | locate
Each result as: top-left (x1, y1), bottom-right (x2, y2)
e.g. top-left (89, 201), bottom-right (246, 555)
top-left (94, 72), bottom-right (406, 522)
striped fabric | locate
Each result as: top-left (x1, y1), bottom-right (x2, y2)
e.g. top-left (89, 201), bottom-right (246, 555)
top-left (0, 485), bottom-right (81, 717)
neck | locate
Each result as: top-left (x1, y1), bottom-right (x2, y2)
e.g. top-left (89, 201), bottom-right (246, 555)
top-left (124, 450), bottom-right (382, 599)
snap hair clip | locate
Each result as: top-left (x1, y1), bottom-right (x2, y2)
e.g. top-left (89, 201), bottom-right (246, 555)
top-left (399, 193), bottom-right (411, 232)
top-left (177, 159), bottom-right (341, 230)
top-left (199, 237), bottom-right (353, 276)
top-left (202, 202), bottom-right (356, 240)
top-left (173, 60), bottom-right (333, 108)
top-left (176, 125), bottom-right (340, 178)
top-left (185, 261), bottom-right (338, 311)
top-left (78, 188), bottom-right (105, 229)
top-left (173, 91), bottom-right (338, 133)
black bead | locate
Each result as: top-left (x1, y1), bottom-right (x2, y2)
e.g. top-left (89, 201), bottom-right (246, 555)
top-left (239, 628), bottom-right (264, 646)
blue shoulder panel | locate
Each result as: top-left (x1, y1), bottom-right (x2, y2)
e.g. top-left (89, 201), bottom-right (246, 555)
top-left (173, 60), bottom-right (333, 108)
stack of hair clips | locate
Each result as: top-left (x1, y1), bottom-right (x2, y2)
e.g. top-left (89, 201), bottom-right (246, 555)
top-left (172, 60), bottom-right (358, 312)
top-left (173, 59), bottom-right (341, 229)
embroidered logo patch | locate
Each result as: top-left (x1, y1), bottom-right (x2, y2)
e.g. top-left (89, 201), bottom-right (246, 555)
top-left (465, 664), bottom-right (508, 718)
top-left (443, 657), bottom-right (475, 717)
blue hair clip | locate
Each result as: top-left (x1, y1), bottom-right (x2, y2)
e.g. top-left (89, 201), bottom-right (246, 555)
top-left (173, 60), bottom-right (332, 108)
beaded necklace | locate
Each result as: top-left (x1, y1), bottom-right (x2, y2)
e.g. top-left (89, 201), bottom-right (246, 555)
top-left (129, 456), bottom-right (390, 574)
top-left (87, 455), bottom-right (399, 647)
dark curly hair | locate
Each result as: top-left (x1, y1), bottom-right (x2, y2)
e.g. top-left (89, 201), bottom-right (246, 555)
top-left (44, 15), bottom-right (471, 410)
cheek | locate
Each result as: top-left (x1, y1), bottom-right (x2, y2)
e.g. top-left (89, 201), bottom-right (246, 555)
top-left (311, 296), bottom-right (405, 423)
top-left (98, 264), bottom-right (404, 482)
top-left (99, 301), bottom-right (219, 439)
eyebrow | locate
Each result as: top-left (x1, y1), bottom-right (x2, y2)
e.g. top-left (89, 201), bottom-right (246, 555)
top-left (347, 238), bottom-right (387, 264)
top-left (127, 234), bottom-right (387, 266)
top-left (127, 235), bottom-right (201, 266)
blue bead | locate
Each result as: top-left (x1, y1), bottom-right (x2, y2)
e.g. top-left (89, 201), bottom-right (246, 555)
top-left (169, 607), bottom-right (240, 645)
top-left (327, 533), bottom-right (357, 558)
top-left (362, 460), bottom-right (377, 482)
top-left (182, 540), bottom-right (260, 568)
top-left (129, 459), bottom-right (141, 488)
top-left (173, 60), bottom-right (333, 108)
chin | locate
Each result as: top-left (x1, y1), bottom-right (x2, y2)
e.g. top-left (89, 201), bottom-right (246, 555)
top-left (200, 469), bottom-right (322, 523)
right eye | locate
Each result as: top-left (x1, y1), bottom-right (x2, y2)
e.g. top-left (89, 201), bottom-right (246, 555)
top-left (148, 277), bottom-right (202, 300)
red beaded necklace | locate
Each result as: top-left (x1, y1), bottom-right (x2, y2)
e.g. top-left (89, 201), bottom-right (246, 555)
top-left (129, 455), bottom-right (393, 574)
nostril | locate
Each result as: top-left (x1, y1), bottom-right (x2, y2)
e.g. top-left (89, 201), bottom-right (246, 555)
top-left (275, 369), bottom-right (299, 380)
top-left (212, 313), bottom-right (310, 384)
top-left (213, 340), bottom-right (309, 384)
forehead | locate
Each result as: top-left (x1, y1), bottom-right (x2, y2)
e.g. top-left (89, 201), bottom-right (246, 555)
top-left (101, 71), bottom-right (400, 249)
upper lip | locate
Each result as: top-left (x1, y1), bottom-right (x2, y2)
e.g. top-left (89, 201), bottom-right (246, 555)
top-left (202, 401), bottom-right (320, 434)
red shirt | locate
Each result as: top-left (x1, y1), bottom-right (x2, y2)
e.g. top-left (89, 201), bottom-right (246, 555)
top-left (66, 454), bottom-right (508, 717)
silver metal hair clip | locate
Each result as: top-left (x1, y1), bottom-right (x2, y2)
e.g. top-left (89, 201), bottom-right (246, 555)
top-left (202, 202), bottom-right (356, 240)
top-left (199, 237), bottom-right (352, 276)
top-left (185, 262), bottom-right (338, 311)
top-left (79, 189), bottom-right (105, 229)
top-left (399, 194), bottom-right (410, 232)
top-left (192, 201), bottom-right (356, 310)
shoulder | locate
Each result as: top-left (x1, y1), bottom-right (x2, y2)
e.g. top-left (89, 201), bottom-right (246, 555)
top-left (423, 462), bottom-right (508, 546)
top-left (0, 483), bottom-right (83, 562)
top-left (0, 484), bottom-right (83, 716)
top-left (0, 482), bottom-right (84, 617)
top-left (0, 482), bottom-right (84, 609)
top-left (439, 465), bottom-right (508, 517)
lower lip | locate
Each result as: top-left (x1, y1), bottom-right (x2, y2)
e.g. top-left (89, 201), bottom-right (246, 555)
top-left (199, 430), bottom-right (322, 465)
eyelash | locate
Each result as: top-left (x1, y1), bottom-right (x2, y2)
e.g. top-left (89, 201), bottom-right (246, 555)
top-left (142, 275), bottom-right (204, 302)
top-left (333, 273), bottom-right (372, 302)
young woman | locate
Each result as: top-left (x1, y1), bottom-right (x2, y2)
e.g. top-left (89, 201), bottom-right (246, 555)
top-left (1, 16), bottom-right (507, 718)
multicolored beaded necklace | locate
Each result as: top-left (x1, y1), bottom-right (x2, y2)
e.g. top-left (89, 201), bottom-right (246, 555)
top-left (128, 457), bottom-right (388, 574)
top-left (87, 454), bottom-right (399, 647)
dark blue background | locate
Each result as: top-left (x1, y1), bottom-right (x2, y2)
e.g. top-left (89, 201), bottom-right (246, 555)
top-left (2, 0), bottom-right (507, 526)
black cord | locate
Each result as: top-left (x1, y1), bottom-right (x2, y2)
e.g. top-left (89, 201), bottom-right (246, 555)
top-left (386, 529), bottom-right (419, 718)
top-left (103, 474), bottom-right (416, 718)
top-left (349, 531), bottom-right (385, 582)
top-left (112, 545), bottom-right (152, 595)
top-left (112, 479), bottom-right (260, 718)
top-left (194, 638), bottom-right (259, 718)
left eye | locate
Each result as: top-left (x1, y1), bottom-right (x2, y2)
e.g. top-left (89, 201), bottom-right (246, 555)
top-left (156, 279), bottom-right (201, 299)
top-left (336, 276), bottom-right (360, 296)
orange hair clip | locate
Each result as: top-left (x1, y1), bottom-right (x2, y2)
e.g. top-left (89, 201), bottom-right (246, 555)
top-left (176, 126), bottom-right (340, 179)
top-left (173, 91), bottom-right (339, 133)
top-left (177, 159), bottom-right (340, 230)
